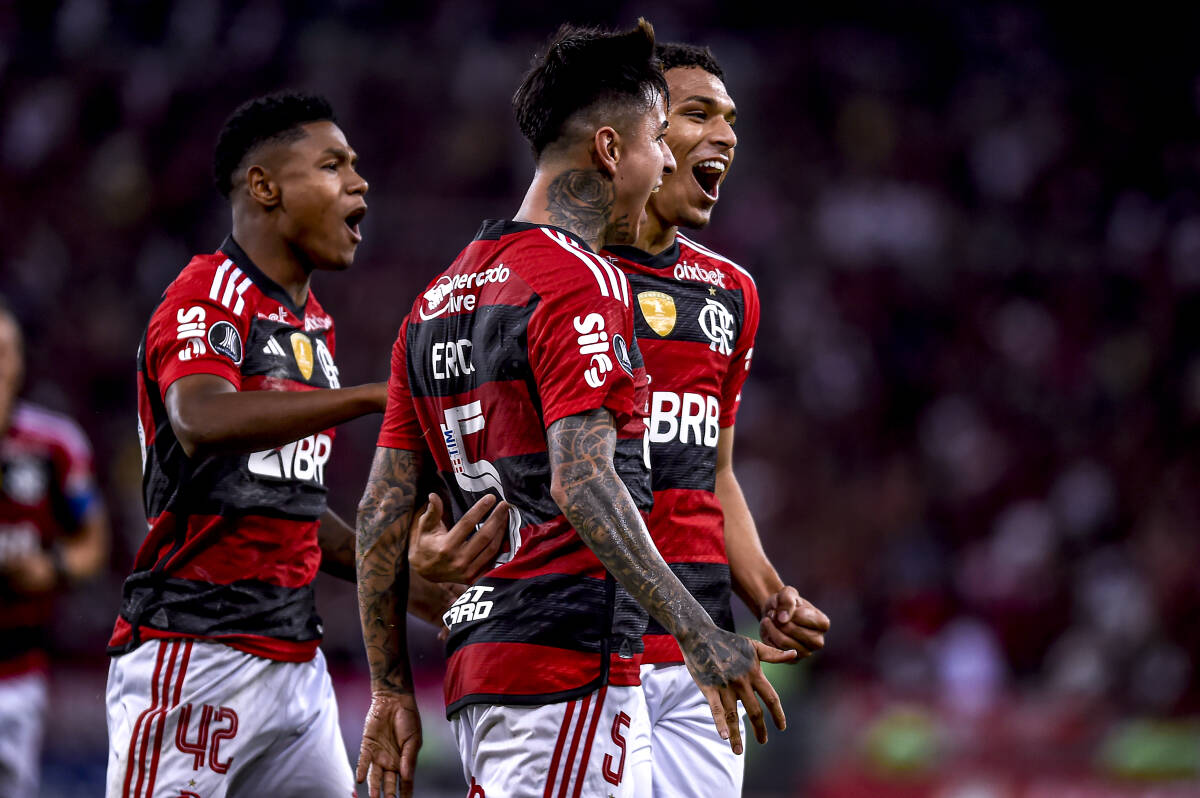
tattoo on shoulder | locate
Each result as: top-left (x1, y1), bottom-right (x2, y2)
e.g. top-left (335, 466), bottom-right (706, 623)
top-left (546, 170), bottom-right (615, 246)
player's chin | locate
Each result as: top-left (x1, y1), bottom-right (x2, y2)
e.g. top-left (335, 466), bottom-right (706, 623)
top-left (681, 204), bottom-right (715, 230)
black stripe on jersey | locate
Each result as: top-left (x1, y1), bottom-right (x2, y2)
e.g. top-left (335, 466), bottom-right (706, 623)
top-left (109, 574), bottom-right (323, 653)
top-left (614, 438), bottom-right (653, 508)
top-left (406, 302), bottom-right (537, 398)
top-left (444, 573), bottom-right (644, 657)
top-left (647, 439), bottom-right (717, 493)
top-left (243, 320), bottom-right (338, 388)
top-left (642, 562), bottom-right (734, 635)
top-left (626, 272), bottom-right (746, 346)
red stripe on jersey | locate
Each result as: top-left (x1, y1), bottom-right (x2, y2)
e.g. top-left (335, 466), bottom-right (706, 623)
top-left (558, 692), bottom-right (592, 798)
top-left (157, 513), bottom-right (322, 587)
top-left (445, 643), bottom-right (639, 706)
top-left (108, 616), bottom-right (319, 662)
top-left (645, 489), bottom-right (727, 563)
top-left (145, 640), bottom-right (190, 797)
top-left (642, 635), bottom-right (684, 665)
top-left (413, 380), bottom-right (547, 464)
top-left (0, 650), bottom-right (47, 679)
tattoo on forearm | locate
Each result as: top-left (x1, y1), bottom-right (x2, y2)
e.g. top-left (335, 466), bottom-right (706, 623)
top-left (548, 409), bottom-right (709, 642)
top-left (546, 170), bottom-right (616, 247)
top-left (356, 447), bottom-right (421, 694)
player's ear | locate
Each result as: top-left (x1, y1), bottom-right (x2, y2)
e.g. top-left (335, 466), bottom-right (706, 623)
top-left (245, 164), bottom-right (281, 209)
top-left (593, 126), bottom-right (620, 178)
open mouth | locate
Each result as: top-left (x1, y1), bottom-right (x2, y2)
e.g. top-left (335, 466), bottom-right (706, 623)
top-left (345, 207), bottom-right (366, 241)
top-left (692, 159), bottom-right (725, 200)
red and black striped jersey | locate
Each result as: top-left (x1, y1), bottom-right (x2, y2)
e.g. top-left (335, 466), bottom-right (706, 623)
top-left (108, 236), bottom-right (342, 663)
top-left (379, 220), bottom-right (652, 716)
top-left (603, 233), bottom-right (759, 664)
top-left (1, 402), bottom-right (99, 677)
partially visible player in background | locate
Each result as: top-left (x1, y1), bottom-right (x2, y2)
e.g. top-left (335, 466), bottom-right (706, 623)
top-left (0, 298), bottom-right (109, 798)
top-left (601, 43), bottom-right (831, 796)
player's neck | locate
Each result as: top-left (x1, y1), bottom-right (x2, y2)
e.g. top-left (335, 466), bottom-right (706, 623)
top-left (230, 222), bottom-right (313, 308)
top-left (514, 164), bottom-right (616, 253)
top-left (635, 211), bottom-right (678, 256)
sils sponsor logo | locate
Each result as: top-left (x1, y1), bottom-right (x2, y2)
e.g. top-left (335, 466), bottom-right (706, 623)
top-left (698, 298), bottom-right (735, 356)
top-left (176, 306), bottom-right (208, 361)
top-left (419, 264), bottom-right (511, 320)
top-left (207, 321), bottom-right (243, 365)
top-left (674, 260), bottom-right (727, 288)
top-left (637, 290), bottom-right (676, 337)
top-left (247, 433), bottom-right (332, 484)
top-left (443, 584), bottom-right (496, 627)
top-left (648, 391), bottom-right (720, 447)
top-left (574, 313), bottom-right (615, 388)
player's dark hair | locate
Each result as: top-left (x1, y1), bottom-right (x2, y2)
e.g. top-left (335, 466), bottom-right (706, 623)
top-left (213, 91), bottom-right (336, 198)
top-left (656, 42), bottom-right (725, 82)
top-left (513, 19), bottom-right (668, 159)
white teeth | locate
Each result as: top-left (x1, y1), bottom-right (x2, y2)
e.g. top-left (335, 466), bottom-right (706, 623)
top-left (696, 160), bottom-right (725, 172)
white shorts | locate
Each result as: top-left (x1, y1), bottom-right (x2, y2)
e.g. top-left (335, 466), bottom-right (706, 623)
top-left (105, 639), bottom-right (355, 798)
top-left (451, 685), bottom-right (652, 797)
top-left (640, 664), bottom-right (745, 798)
top-left (0, 670), bottom-right (47, 798)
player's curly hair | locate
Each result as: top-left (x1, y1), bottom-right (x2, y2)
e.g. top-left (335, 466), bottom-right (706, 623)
top-left (656, 42), bottom-right (726, 82)
top-left (513, 19), bottom-right (669, 159)
top-left (213, 91), bottom-right (336, 198)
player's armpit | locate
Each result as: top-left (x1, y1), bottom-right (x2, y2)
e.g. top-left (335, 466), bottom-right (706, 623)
top-left (165, 372), bottom-right (385, 457)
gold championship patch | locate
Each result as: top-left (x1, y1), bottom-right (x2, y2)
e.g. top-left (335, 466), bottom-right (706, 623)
top-left (290, 332), bottom-right (314, 380)
top-left (638, 290), bottom-right (677, 337)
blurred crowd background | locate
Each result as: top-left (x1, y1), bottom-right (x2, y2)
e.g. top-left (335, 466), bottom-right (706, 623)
top-left (3, 1), bottom-right (1200, 796)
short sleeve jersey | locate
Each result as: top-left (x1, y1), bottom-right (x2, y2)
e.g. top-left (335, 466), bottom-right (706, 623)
top-left (379, 221), bottom-right (652, 716)
top-left (108, 236), bottom-right (342, 662)
top-left (0, 402), bottom-right (99, 676)
top-left (604, 233), bottom-right (759, 663)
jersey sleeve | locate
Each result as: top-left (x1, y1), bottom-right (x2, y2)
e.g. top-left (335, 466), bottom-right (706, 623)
top-left (50, 415), bottom-right (100, 525)
top-left (147, 272), bottom-right (249, 395)
top-left (378, 314), bottom-right (425, 450)
top-left (526, 250), bottom-right (640, 428)
top-left (719, 276), bottom-right (760, 427)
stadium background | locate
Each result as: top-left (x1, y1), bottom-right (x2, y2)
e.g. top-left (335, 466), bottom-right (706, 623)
top-left (3, 1), bottom-right (1200, 795)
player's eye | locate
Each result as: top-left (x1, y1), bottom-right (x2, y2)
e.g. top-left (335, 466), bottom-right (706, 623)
top-left (685, 110), bottom-right (707, 120)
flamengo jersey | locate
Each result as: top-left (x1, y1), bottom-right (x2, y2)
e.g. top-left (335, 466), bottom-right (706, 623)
top-left (0, 402), bottom-right (99, 677)
top-left (108, 236), bottom-right (341, 663)
top-left (379, 221), bottom-right (653, 716)
top-left (604, 234), bottom-right (759, 664)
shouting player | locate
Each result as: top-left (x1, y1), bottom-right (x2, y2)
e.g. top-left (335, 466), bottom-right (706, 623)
top-left (601, 43), bottom-right (831, 797)
top-left (0, 300), bottom-right (109, 798)
top-left (355, 20), bottom-right (796, 798)
top-left (102, 92), bottom-right (501, 797)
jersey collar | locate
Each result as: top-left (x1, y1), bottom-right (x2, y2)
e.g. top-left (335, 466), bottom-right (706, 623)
top-left (474, 220), bottom-right (598, 253)
top-left (219, 235), bottom-right (309, 317)
top-left (604, 240), bottom-right (680, 270)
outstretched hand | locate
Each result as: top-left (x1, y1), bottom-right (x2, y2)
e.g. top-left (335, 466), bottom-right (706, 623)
top-left (683, 629), bottom-right (797, 755)
top-left (408, 493), bottom-right (510, 585)
top-left (759, 587), bottom-right (830, 657)
top-left (357, 692), bottom-right (421, 798)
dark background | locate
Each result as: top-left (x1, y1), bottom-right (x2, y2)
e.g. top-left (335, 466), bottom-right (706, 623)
top-left (3, 1), bottom-right (1200, 795)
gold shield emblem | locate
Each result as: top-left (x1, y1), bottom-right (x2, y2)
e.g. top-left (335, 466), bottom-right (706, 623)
top-left (638, 291), bottom-right (676, 337)
top-left (290, 332), bottom-right (314, 380)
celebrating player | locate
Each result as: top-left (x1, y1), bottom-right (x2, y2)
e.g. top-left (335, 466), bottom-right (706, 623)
top-left (356, 20), bottom-right (797, 798)
top-left (601, 43), bottom-right (831, 797)
top-left (102, 91), bottom-right (499, 797)
top-left (0, 300), bottom-right (109, 798)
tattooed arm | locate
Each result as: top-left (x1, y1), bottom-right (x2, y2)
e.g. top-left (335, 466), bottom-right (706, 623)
top-left (548, 408), bottom-right (797, 755)
top-left (355, 446), bottom-right (422, 798)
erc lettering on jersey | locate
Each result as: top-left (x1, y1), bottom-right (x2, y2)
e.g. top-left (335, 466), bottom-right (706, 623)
top-left (698, 298), bottom-right (735, 356)
top-left (442, 584), bottom-right (495, 628)
top-left (648, 391), bottom-right (720, 447)
top-left (247, 433), bottom-right (332, 484)
top-left (432, 339), bottom-right (474, 380)
top-left (638, 291), bottom-right (677, 337)
top-left (674, 259), bottom-right (727, 288)
top-left (419, 264), bottom-right (511, 320)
